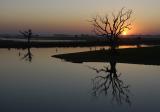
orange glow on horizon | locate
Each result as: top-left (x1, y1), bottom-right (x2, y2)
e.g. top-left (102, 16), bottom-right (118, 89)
top-left (122, 31), bottom-right (127, 35)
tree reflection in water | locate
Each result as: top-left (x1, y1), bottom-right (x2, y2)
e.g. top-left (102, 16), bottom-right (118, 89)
top-left (18, 29), bottom-right (33, 62)
top-left (88, 49), bottom-right (131, 105)
top-left (19, 47), bottom-right (33, 62)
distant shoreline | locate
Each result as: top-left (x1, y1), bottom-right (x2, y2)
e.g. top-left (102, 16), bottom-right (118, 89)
top-left (1, 37), bottom-right (160, 48)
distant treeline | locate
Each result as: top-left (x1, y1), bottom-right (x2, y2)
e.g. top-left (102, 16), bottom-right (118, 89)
top-left (0, 35), bottom-right (160, 48)
top-left (0, 34), bottom-right (160, 40)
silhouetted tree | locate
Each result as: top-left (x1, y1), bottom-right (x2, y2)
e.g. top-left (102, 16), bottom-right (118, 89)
top-left (20, 29), bottom-right (32, 45)
top-left (19, 29), bottom-right (33, 62)
top-left (91, 8), bottom-right (133, 49)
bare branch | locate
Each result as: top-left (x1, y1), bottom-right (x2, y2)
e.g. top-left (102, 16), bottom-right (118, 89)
top-left (91, 8), bottom-right (133, 40)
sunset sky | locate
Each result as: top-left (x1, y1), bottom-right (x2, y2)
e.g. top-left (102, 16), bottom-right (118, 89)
top-left (0, 0), bottom-right (160, 35)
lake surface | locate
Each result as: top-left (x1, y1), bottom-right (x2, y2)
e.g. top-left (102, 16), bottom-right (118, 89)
top-left (0, 47), bottom-right (160, 112)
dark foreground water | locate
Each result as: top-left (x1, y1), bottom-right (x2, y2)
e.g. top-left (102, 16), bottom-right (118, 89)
top-left (0, 47), bottom-right (160, 112)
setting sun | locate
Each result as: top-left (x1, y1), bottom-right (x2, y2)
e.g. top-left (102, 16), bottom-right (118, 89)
top-left (122, 31), bottom-right (127, 35)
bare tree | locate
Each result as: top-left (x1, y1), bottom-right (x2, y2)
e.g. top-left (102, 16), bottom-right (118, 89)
top-left (19, 29), bottom-right (33, 62)
top-left (91, 8), bottom-right (133, 48)
top-left (19, 29), bottom-right (32, 45)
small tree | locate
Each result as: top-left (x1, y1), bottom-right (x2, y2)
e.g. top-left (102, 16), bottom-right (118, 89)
top-left (19, 29), bottom-right (33, 62)
top-left (20, 29), bottom-right (32, 45)
top-left (91, 8), bottom-right (133, 49)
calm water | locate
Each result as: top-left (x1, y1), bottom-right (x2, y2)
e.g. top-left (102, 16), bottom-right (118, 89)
top-left (0, 47), bottom-right (160, 112)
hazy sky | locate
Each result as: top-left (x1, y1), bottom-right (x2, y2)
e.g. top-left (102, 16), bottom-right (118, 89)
top-left (0, 0), bottom-right (160, 34)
